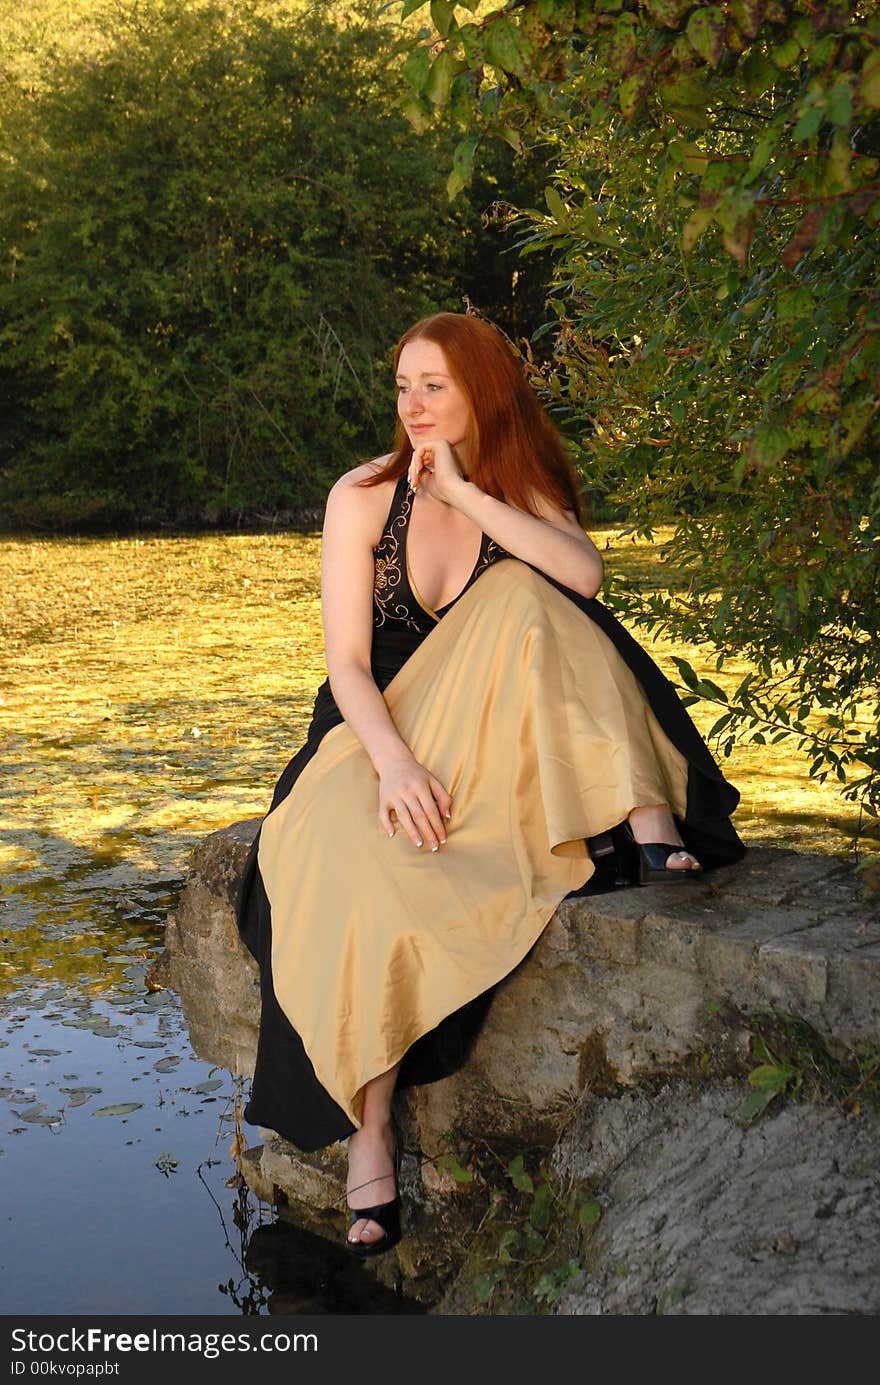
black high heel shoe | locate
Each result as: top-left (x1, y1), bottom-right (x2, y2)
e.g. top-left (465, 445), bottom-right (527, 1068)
top-left (345, 1128), bottom-right (402, 1260)
top-left (624, 821), bottom-right (702, 885)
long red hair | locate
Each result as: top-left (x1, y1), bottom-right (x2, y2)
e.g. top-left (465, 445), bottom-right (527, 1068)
top-left (358, 312), bottom-right (584, 521)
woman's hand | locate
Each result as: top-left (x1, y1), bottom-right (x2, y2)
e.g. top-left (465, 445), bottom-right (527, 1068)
top-left (377, 752), bottom-right (452, 851)
top-left (407, 439), bottom-right (466, 507)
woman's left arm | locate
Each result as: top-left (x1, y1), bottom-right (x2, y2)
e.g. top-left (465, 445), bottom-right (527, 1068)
top-left (409, 440), bottom-right (605, 599)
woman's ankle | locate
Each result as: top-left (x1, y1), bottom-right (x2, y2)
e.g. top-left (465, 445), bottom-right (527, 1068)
top-left (627, 803), bottom-right (680, 845)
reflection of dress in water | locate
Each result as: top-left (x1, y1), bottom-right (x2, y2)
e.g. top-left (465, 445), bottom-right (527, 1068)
top-left (234, 476), bottom-right (745, 1151)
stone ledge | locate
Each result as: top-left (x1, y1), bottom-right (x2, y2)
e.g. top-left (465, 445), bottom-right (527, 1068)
top-left (165, 823), bottom-right (878, 1129)
top-left (163, 819), bottom-right (879, 1297)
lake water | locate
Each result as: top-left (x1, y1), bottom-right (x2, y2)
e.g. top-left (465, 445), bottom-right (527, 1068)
top-left (0, 531), bottom-right (417, 1315)
top-left (0, 528), bottom-right (860, 1315)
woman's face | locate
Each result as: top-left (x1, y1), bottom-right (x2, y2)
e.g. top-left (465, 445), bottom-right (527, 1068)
top-left (396, 338), bottom-right (472, 455)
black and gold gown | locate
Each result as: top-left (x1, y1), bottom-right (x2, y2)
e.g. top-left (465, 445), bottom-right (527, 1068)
top-left (235, 475), bottom-right (745, 1151)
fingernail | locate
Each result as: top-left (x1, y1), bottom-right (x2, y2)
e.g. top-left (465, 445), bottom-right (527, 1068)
top-left (444, 812), bottom-right (452, 820)
top-left (387, 830), bottom-right (395, 838)
top-left (440, 837), bottom-right (446, 845)
top-left (431, 845), bottom-right (438, 852)
top-left (416, 839), bottom-right (423, 848)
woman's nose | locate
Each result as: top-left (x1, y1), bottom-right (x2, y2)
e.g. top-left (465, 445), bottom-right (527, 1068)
top-left (405, 391), bottom-right (424, 415)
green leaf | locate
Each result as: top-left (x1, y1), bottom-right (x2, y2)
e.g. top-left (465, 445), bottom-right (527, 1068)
top-left (473, 1273), bottom-right (496, 1303)
top-left (403, 46), bottom-right (431, 94)
top-left (545, 185), bottom-right (569, 225)
top-left (430, 0), bottom-right (457, 38)
top-left (707, 712), bottom-right (733, 738)
top-left (729, 0), bottom-right (765, 40)
top-left (750, 422), bottom-right (791, 468)
top-left (658, 74), bottom-right (711, 126)
top-left (686, 6), bottom-right (725, 68)
top-left (480, 83), bottom-right (503, 118)
top-left (793, 104), bottom-right (823, 142)
top-left (735, 1086), bottom-right (778, 1125)
top-left (458, 23), bottom-right (486, 68)
top-left (508, 1153), bottom-right (534, 1193)
top-left (748, 1062), bottom-right (794, 1093)
top-left (682, 206), bottom-right (713, 252)
top-left (486, 15), bottom-right (530, 79)
top-left (826, 81), bottom-right (853, 128)
top-left (671, 655), bottom-right (700, 692)
top-left (578, 1199), bottom-right (602, 1227)
top-left (771, 38), bottom-right (801, 70)
top-left (741, 47), bottom-right (778, 96)
top-left (618, 72), bottom-right (649, 121)
top-left (402, 97), bottom-right (432, 133)
top-left (447, 134), bottom-right (478, 201)
top-left (859, 49), bottom-right (880, 109)
top-left (401, 0), bottom-right (430, 17)
top-left (530, 1181), bottom-right (553, 1230)
top-left (92, 1103), bottom-right (143, 1117)
top-left (697, 678), bottom-right (729, 703)
top-left (424, 50), bottom-right (467, 106)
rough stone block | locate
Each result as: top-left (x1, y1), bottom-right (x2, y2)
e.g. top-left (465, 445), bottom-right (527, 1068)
top-left (551, 891), bottom-right (647, 965)
top-left (758, 933), bottom-right (829, 1009)
top-left (716, 847), bottom-right (847, 910)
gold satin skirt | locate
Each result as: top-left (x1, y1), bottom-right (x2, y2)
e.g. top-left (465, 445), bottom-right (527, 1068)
top-left (257, 561), bottom-right (688, 1128)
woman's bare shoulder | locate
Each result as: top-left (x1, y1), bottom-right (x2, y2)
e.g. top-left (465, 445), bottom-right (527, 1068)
top-left (325, 457), bottom-right (397, 545)
top-left (330, 455), bottom-right (394, 492)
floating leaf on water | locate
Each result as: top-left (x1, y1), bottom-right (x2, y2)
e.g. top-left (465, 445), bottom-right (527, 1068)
top-left (92, 1103), bottom-right (143, 1117)
top-left (0, 1088), bottom-right (13, 1098)
top-left (59, 1085), bottom-right (102, 1096)
top-left (153, 1057), bottom-right (180, 1073)
top-left (132, 1040), bottom-right (164, 1049)
top-left (29, 1048), bottom-right (62, 1056)
top-left (13, 1103), bottom-right (45, 1120)
top-left (92, 1024), bottom-right (124, 1038)
top-left (192, 1079), bottom-right (224, 1094)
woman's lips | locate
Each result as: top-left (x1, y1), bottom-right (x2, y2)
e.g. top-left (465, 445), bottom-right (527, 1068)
top-left (408, 424), bottom-right (434, 433)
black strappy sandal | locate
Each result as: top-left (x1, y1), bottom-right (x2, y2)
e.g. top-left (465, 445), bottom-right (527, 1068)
top-left (624, 821), bottom-right (702, 885)
top-left (346, 1190), bottom-right (402, 1260)
top-left (345, 1129), bottom-right (402, 1260)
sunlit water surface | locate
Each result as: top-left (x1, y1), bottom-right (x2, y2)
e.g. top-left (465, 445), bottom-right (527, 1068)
top-left (0, 529), bottom-right (864, 1315)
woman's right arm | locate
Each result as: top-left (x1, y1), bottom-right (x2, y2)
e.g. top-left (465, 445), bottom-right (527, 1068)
top-left (320, 470), bottom-right (452, 852)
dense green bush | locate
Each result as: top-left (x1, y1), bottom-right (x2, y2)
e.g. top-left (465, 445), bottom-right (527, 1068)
top-left (0, 0), bottom-right (539, 530)
top-left (398, 0), bottom-right (880, 825)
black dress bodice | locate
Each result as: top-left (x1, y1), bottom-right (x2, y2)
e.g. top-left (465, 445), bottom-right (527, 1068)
top-left (372, 474), bottom-right (509, 630)
top-left (293, 474), bottom-right (509, 772)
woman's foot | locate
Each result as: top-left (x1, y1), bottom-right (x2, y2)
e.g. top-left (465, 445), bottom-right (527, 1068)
top-left (627, 804), bottom-right (702, 873)
top-left (346, 1119), bottom-right (397, 1250)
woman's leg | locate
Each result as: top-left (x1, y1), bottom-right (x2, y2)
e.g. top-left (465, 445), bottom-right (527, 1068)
top-left (346, 1059), bottom-right (402, 1247)
top-left (627, 803), bottom-right (701, 870)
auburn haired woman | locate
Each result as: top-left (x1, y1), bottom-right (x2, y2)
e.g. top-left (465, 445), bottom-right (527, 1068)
top-left (235, 311), bottom-right (744, 1258)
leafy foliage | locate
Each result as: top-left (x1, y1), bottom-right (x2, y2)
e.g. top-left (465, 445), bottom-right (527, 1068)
top-left (393, 0), bottom-right (880, 824)
top-left (0, 0), bottom-right (529, 529)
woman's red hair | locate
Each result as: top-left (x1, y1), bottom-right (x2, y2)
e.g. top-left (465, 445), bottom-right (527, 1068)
top-left (357, 312), bottom-right (584, 522)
